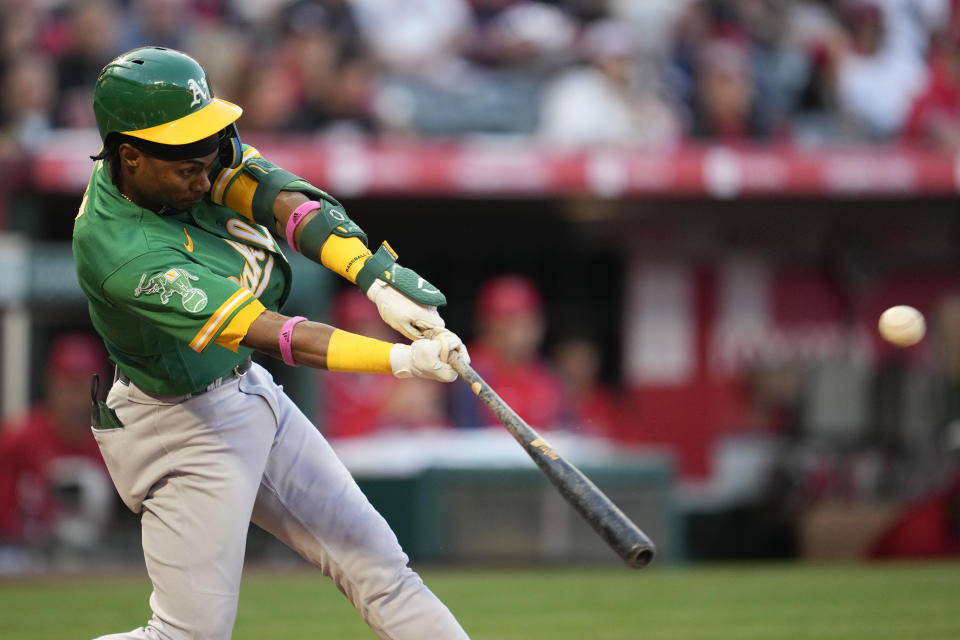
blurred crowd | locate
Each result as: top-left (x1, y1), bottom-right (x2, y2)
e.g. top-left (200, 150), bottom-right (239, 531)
top-left (5, 0), bottom-right (960, 156)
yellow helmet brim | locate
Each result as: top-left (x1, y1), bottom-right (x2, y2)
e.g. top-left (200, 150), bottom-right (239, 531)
top-left (123, 97), bottom-right (242, 145)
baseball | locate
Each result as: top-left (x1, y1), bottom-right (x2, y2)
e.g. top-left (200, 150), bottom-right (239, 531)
top-left (878, 305), bottom-right (926, 347)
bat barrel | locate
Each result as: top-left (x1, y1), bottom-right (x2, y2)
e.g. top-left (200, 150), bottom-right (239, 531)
top-left (450, 353), bottom-right (657, 569)
top-left (529, 449), bottom-right (656, 569)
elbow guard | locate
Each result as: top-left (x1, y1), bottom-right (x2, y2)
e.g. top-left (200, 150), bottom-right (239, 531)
top-left (241, 157), bottom-right (367, 245)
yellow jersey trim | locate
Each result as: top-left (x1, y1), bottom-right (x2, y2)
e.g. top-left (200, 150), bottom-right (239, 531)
top-left (222, 174), bottom-right (258, 222)
top-left (214, 298), bottom-right (266, 352)
top-left (189, 288), bottom-right (254, 352)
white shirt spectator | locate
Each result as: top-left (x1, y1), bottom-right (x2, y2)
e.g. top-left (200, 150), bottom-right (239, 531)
top-left (538, 19), bottom-right (682, 148)
top-left (835, 0), bottom-right (936, 138)
top-left (348, 0), bottom-right (473, 74)
top-left (836, 47), bottom-right (927, 137)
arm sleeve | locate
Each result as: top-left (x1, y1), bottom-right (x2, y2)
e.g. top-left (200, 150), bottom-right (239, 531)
top-left (101, 251), bottom-right (266, 354)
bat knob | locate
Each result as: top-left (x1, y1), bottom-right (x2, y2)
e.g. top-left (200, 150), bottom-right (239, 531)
top-left (626, 544), bottom-right (656, 570)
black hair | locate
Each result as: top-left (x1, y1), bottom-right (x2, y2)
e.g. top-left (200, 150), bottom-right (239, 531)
top-left (89, 134), bottom-right (123, 186)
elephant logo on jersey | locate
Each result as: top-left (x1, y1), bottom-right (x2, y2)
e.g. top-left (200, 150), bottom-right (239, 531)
top-left (186, 78), bottom-right (210, 107)
top-left (134, 268), bottom-right (209, 313)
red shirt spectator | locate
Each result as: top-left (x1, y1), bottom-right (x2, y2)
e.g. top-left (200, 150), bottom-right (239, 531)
top-left (551, 335), bottom-right (621, 438)
top-left (903, 24), bottom-right (960, 150)
top-left (451, 275), bottom-right (567, 429)
top-left (0, 333), bottom-right (109, 544)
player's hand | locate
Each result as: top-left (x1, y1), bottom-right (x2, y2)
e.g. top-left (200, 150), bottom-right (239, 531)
top-left (390, 332), bottom-right (467, 382)
top-left (367, 279), bottom-right (444, 341)
top-left (425, 328), bottom-right (470, 365)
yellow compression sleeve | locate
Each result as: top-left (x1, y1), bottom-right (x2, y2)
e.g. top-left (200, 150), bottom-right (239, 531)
top-left (326, 329), bottom-right (393, 374)
top-left (320, 235), bottom-right (372, 284)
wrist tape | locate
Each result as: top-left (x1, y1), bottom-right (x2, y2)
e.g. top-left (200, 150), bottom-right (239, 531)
top-left (326, 329), bottom-right (394, 374)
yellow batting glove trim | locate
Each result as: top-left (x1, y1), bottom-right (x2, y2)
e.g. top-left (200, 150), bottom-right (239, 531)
top-left (320, 235), bottom-right (372, 284)
top-left (326, 329), bottom-right (393, 374)
top-left (214, 298), bottom-right (266, 352)
top-left (189, 288), bottom-right (254, 352)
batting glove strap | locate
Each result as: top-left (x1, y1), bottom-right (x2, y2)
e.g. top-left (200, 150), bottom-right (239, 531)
top-left (356, 242), bottom-right (447, 307)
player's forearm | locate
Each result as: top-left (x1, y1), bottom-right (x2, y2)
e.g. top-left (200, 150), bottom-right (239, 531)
top-left (240, 309), bottom-right (463, 381)
top-left (243, 309), bottom-right (334, 369)
top-left (241, 309), bottom-right (392, 373)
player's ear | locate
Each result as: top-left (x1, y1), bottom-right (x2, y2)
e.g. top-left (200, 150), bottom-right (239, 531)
top-left (118, 142), bottom-right (142, 169)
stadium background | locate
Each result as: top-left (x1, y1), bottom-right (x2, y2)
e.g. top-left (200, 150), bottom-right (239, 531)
top-left (1, 1), bottom-right (960, 636)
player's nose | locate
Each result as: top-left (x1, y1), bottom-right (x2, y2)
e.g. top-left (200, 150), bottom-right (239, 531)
top-left (193, 171), bottom-right (212, 194)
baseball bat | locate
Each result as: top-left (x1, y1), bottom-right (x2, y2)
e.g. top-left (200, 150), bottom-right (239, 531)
top-left (449, 352), bottom-right (656, 569)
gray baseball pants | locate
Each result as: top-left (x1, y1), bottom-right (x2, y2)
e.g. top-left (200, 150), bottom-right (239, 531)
top-left (91, 362), bottom-right (468, 640)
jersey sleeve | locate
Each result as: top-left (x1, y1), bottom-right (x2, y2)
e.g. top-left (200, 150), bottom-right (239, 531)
top-left (101, 252), bottom-right (266, 354)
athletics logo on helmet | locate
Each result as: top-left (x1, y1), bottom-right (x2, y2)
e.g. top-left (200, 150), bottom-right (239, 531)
top-left (93, 46), bottom-right (242, 148)
top-left (187, 78), bottom-right (211, 107)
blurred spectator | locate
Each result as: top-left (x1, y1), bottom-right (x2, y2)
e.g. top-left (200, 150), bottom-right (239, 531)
top-left (0, 334), bottom-right (112, 552)
top-left (608, 0), bottom-right (696, 58)
top-left (902, 13), bottom-right (960, 149)
top-left (550, 334), bottom-right (622, 438)
top-left (468, 1), bottom-right (577, 71)
top-left (737, 0), bottom-right (812, 135)
top-left (348, 0), bottom-right (473, 76)
top-left (118, 0), bottom-right (196, 52)
top-left (450, 275), bottom-right (567, 429)
top-left (321, 288), bottom-right (450, 437)
top-left (832, 0), bottom-right (929, 140)
top-left (0, 53), bottom-right (55, 155)
top-left (690, 35), bottom-right (773, 141)
top-left (0, 0), bottom-right (49, 60)
top-left (234, 57), bottom-right (305, 132)
top-left (538, 18), bottom-right (683, 147)
top-left (279, 0), bottom-right (379, 135)
top-left (52, 0), bottom-right (122, 128)
top-left (786, 0), bottom-right (850, 142)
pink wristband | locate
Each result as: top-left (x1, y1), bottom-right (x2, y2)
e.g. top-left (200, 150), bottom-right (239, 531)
top-left (285, 201), bottom-right (324, 253)
top-left (279, 316), bottom-right (307, 366)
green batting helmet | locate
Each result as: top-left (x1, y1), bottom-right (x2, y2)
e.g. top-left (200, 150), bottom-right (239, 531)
top-left (93, 46), bottom-right (242, 147)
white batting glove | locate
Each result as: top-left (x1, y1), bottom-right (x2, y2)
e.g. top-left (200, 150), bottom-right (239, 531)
top-left (389, 332), bottom-right (467, 382)
top-left (425, 328), bottom-right (470, 365)
top-left (366, 279), bottom-right (445, 341)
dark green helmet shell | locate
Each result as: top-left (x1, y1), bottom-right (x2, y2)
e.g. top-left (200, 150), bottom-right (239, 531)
top-left (93, 46), bottom-right (241, 145)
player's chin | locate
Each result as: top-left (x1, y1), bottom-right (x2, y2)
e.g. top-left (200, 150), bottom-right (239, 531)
top-left (176, 195), bottom-right (205, 209)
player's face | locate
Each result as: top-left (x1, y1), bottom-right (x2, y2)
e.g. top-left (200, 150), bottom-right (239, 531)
top-left (121, 144), bottom-right (218, 213)
top-left (141, 151), bottom-right (218, 212)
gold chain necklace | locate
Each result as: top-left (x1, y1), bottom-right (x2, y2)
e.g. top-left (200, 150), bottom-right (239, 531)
top-left (119, 191), bottom-right (135, 204)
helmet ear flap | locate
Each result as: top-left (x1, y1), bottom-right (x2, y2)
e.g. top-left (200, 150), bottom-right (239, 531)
top-left (219, 123), bottom-right (242, 169)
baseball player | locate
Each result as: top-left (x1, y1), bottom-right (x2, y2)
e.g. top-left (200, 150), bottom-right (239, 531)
top-left (73, 46), bottom-right (470, 640)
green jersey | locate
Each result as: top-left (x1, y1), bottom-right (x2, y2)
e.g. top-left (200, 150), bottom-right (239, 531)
top-left (73, 147), bottom-right (294, 395)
